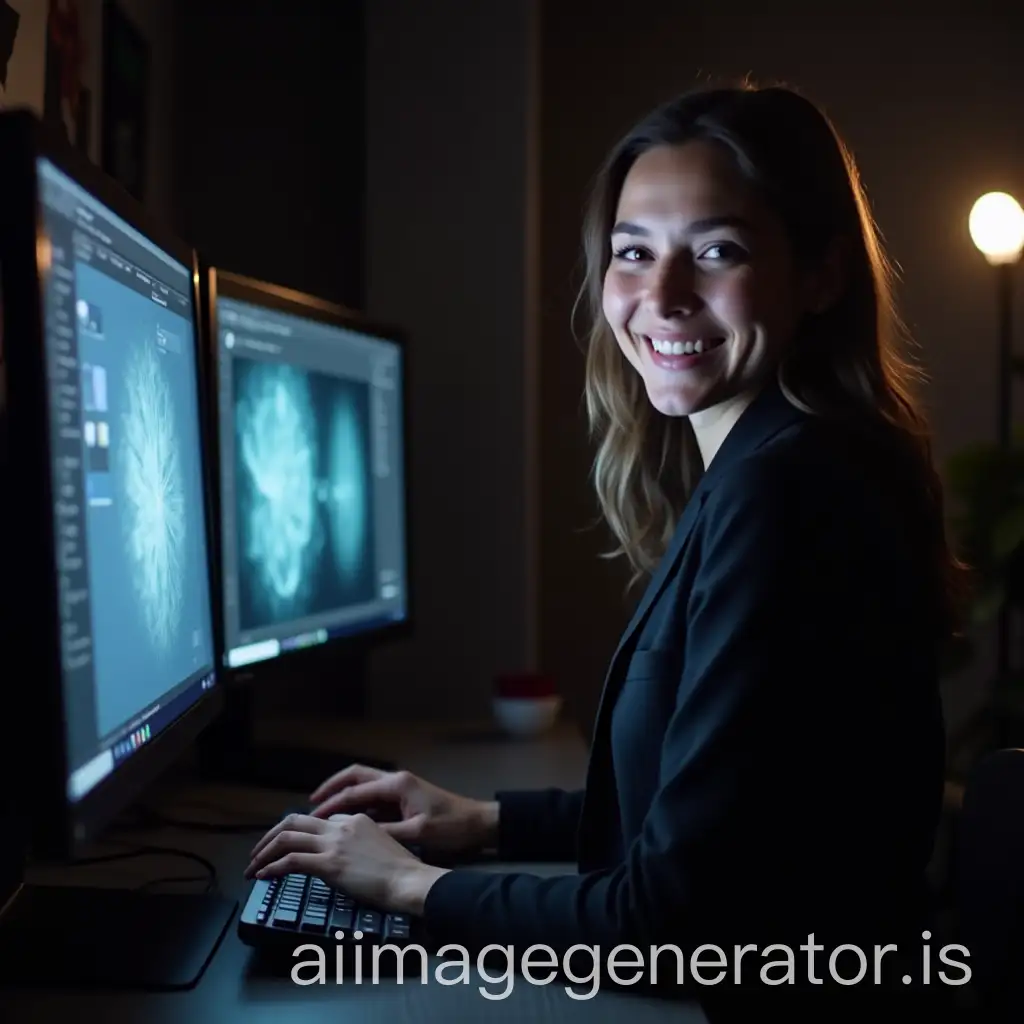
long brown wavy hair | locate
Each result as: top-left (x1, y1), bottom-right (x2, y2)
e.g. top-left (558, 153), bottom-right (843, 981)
top-left (577, 81), bottom-right (969, 636)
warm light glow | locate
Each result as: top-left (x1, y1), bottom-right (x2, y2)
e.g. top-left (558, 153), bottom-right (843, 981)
top-left (969, 192), bottom-right (1024, 265)
top-left (36, 233), bottom-right (52, 273)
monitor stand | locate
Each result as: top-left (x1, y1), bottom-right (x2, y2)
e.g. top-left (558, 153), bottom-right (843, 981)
top-left (196, 647), bottom-right (396, 795)
top-left (0, 882), bottom-right (238, 990)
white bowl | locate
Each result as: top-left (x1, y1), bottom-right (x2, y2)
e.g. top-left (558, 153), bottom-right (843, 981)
top-left (492, 695), bottom-right (562, 738)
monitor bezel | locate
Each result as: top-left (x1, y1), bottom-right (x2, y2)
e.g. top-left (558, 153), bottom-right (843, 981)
top-left (0, 109), bottom-right (224, 861)
top-left (202, 266), bottom-right (415, 679)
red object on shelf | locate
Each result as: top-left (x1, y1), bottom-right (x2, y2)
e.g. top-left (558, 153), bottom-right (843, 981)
top-left (494, 673), bottom-right (557, 699)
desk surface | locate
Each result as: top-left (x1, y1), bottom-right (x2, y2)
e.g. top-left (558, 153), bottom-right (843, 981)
top-left (0, 719), bottom-right (707, 1023)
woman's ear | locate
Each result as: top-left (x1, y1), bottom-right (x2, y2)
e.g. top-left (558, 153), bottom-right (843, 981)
top-left (805, 235), bottom-right (849, 314)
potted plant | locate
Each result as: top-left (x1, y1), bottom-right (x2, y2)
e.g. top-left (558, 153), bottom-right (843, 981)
top-left (944, 433), bottom-right (1024, 743)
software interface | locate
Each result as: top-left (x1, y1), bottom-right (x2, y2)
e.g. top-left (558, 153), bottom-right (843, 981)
top-left (37, 158), bottom-right (216, 802)
top-left (215, 294), bottom-right (407, 668)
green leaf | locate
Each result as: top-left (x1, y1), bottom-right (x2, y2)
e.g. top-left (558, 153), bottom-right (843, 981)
top-left (971, 580), bottom-right (1006, 624)
top-left (945, 444), bottom-right (1002, 498)
top-left (993, 504), bottom-right (1024, 559)
top-left (994, 673), bottom-right (1024, 698)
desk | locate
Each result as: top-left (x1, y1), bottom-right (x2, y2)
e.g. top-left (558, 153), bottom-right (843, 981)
top-left (0, 719), bottom-right (708, 1023)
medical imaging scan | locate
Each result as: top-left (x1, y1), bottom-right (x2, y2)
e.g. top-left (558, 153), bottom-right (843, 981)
top-left (119, 339), bottom-right (186, 651)
top-left (73, 261), bottom-right (211, 736)
top-left (232, 356), bottom-right (376, 631)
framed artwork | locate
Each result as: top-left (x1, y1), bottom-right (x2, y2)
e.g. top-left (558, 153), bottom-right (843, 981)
top-left (101, 0), bottom-right (148, 200)
top-left (0, 1), bottom-right (19, 100)
top-left (2, 0), bottom-right (48, 115)
top-left (43, 0), bottom-right (91, 153)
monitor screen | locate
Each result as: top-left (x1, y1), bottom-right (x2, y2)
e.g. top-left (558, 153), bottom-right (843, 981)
top-left (36, 157), bottom-right (217, 804)
top-left (214, 290), bottom-right (408, 668)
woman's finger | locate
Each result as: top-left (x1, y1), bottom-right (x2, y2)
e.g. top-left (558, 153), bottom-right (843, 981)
top-left (309, 778), bottom-right (398, 818)
top-left (246, 827), bottom-right (324, 878)
top-left (309, 764), bottom-right (384, 803)
top-left (253, 850), bottom-right (324, 881)
top-left (249, 812), bottom-right (329, 859)
top-left (379, 813), bottom-right (428, 843)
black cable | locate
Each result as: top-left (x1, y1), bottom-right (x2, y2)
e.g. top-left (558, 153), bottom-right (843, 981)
top-left (68, 843), bottom-right (219, 892)
top-left (115, 801), bottom-right (277, 835)
top-left (137, 874), bottom-right (216, 894)
top-left (141, 810), bottom-right (275, 833)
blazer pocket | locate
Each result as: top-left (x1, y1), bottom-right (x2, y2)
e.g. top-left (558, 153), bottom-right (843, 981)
top-left (623, 647), bottom-right (681, 682)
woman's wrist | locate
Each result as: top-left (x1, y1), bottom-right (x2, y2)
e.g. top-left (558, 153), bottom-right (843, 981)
top-left (470, 798), bottom-right (500, 850)
top-left (390, 862), bottom-right (450, 916)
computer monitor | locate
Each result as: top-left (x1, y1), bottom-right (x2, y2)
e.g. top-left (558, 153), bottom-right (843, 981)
top-left (210, 270), bottom-right (409, 670)
top-left (197, 269), bottom-right (412, 790)
top-left (0, 110), bottom-right (236, 989)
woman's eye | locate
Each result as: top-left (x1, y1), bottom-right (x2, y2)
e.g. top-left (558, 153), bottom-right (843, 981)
top-left (612, 246), bottom-right (646, 261)
top-left (701, 242), bottom-right (744, 261)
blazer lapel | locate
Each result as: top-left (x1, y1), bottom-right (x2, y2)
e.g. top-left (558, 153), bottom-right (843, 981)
top-left (576, 377), bottom-right (806, 860)
top-left (576, 480), bottom-right (709, 861)
top-left (597, 487), bottom-right (708, 714)
top-left (586, 378), bottom-right (803, 741)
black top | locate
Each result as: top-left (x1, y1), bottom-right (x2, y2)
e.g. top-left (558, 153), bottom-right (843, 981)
top-left (423, 379), bottom-right (947, 1009)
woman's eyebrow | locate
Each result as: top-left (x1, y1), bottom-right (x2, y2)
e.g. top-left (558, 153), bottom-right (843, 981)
top-left (610, 215), bottom-right (752, 236)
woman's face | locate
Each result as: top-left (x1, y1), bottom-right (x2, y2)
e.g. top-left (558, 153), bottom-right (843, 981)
top-left (602, 140), bottom-right (814, 423)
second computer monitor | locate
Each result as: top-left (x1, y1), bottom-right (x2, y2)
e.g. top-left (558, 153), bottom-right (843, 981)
top-left (206, 270), bottom-right (409, 672)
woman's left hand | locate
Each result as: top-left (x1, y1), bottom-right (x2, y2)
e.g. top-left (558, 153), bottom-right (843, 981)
top-left (244, 811), bottom-right (449, 915)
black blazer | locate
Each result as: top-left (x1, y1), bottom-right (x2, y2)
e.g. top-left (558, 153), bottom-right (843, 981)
top-left (423, 380), bottom-right (947, 1002)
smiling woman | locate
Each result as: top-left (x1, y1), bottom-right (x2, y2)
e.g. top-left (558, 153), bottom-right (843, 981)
top-left (245, 83), bottom-right (969, 1021)
top-left (603, 146), bottom-right (806, 429)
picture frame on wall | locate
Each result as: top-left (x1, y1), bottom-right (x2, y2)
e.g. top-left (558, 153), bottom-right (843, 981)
top-left (43, 0), bottom-right (91, 154)
top-left (0, 2), bottom-right (20, 101)
top-left (101, 0), bottom-right (148, 201)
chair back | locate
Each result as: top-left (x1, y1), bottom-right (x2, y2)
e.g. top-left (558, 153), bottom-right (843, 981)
top-left (954, 746), bottom-right (1024, 1014)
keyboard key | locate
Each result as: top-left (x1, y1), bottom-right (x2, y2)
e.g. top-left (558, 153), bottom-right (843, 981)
top-left (300, 910), bottom-right (329, 933)
top-left (355, 909), bottom-right (382, 938)
top-left (384, 914), bottom-right (411, 941)
top-left (271, 906), bottom-right (299, 927)
top-left (329, 905), bottom-right (354, 934)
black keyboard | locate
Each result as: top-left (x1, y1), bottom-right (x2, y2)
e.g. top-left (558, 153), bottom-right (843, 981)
top-left (238, 872), bottom-right (415, 952)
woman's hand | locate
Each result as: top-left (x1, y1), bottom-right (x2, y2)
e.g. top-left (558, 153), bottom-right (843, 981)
top-left (308, 765), bottom-right (499, 854)
top-left (243, 812), bottom-right (450, 915)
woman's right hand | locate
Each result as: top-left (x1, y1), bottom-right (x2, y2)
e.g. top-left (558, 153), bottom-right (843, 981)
top-left (308, 765), bottom-right (499, 854)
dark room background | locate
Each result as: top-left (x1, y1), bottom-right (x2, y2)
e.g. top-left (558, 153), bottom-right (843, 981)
top-left (172, 1), bottom-right (364, 311)
top-left (22, 0), bottom-right (1024, 743)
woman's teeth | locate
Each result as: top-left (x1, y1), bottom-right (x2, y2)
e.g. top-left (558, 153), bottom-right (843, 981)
top-left (648, 337), bottom-right (723, 356)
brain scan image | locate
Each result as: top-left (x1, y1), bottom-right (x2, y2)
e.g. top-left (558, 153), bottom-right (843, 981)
top-left (232, 358), bottom-right (375, 631)
top-left (327, 399), bottom-right (368, 580)
top-left (118, 340), bottom-right (186, 651)
top-left (235, 362), bottom-right (323, 620)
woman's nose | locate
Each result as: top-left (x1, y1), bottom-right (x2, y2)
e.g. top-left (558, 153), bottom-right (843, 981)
top-left (645, 260), bottom-right (701, 319)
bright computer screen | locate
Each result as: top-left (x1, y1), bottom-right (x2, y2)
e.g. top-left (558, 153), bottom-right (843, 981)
top-left (36, 157), bottom-right (217, 803)
top-left (214, 289), bottom-right (407, 669)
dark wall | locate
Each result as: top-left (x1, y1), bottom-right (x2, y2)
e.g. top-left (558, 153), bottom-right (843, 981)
top-left (361, 0), bottom-right (539, 720)
top-left (172, 0), bottom-right (364, 309)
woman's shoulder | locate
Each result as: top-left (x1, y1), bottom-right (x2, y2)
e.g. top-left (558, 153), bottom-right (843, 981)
top-left (709, 411), bottom-right (923, 522)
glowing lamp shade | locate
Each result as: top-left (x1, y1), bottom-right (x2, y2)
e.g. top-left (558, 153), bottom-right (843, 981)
top-left (969, 192), bottom-right (1024, 266)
